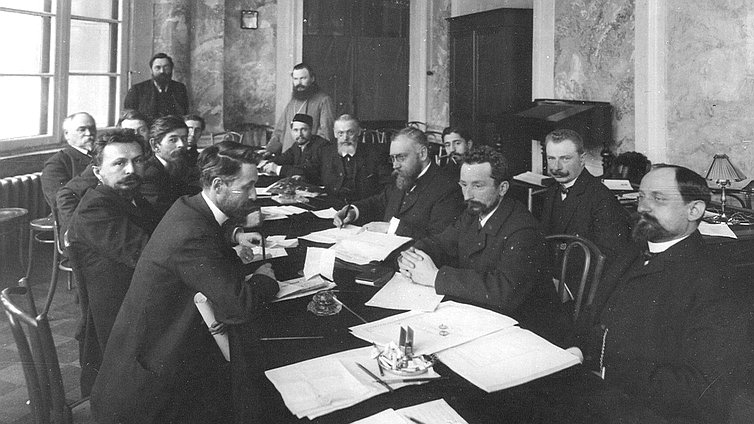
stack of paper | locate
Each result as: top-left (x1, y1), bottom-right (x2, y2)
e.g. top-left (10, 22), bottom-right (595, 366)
top-left (265, 346), bottom-right (441, 419)
top-left (300, 225), bottom-right (365, 244)
top-left (353, 399), bottom-right (468, 424)
top-left (513, 171), bottom-right (553, 187)
top-left (273, 275), bottom-right (335, 303)
top-left (261, 205), bottom-right (309, 220)
top-left (330, 231), bottom-right (412, 265)
top-left (365, 273), bottom-right (444, 312)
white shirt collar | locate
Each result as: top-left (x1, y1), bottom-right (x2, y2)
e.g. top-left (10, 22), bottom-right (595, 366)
top-left (155, 155), bottom-right (168, 167)
top-left (201, 191), bottom-right (229, 227)
top-left (71, 145), bottom-right (89, 156)
top-left (417, 162), bottom-right (431, 179)
top-left (479, 200), bottom-right (502, 228)
top-left (647, 234), bottom-right (690, 253)
top-left (153, 80), bottom-right (168, 93)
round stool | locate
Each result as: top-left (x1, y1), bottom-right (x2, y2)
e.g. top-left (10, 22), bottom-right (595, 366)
top-left (25, 215), bottom-right (56, 284)
top-left (0, 208), bottom-right (29, 270)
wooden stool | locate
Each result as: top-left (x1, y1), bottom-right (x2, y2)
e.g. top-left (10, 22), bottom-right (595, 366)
top-left (0, 207), bottom-right (29, 270)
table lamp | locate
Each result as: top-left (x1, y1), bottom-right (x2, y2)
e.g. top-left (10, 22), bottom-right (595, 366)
top-left (704, 154), bottom-right (747, 222)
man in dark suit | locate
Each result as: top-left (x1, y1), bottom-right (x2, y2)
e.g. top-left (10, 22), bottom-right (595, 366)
top-left (91, 142), bottom-right (279, 424)
top-left (262, 113), bottom-right (330, 178)
top-left (333, 127), bottom-right (463, 239)
top-left (66, 130), bottom-right (160, 396)
top-left (540, 129), bottom-right (630, 260)
top-left (304, 114), bottom-right (391, 202)
top-left (396, 146), bottom-right (564, 342)
top-left (573, 165), bottom-right (750, 422)
top-left (124, 52), bottom-right (188, 122)
top-left (440, 125), bottom-right (473, 176)
top-left (41, 112), bottom-right (95, 209)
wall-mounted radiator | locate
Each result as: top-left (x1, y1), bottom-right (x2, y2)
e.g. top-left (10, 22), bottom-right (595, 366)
top-left (0, 172), bottom-right (49, 220)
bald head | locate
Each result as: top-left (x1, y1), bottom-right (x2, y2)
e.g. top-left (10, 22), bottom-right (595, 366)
top-left (63, 112), bottom-right (96, 151)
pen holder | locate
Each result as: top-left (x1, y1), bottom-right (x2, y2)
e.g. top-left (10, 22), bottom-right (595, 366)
top-left (373, 342), bottom-right (434, 376)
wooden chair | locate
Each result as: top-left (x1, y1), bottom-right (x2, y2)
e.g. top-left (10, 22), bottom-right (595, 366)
top-left (1, 284), bottom-right (91, 424)
top-left (210, 131), bottom-right (244, 144)
top-left (546, 235), bottom-right (606, 321)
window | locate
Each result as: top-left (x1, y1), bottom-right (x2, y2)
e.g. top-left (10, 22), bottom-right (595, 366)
top-left (0, 0), bottom-right (129, 152)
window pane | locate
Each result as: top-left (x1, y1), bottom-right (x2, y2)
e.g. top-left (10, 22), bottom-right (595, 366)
top-left (0, 0), bottom-right (53, 13)
top-left (71, 0), bottom-right (117, 19)
top-left (0, 76), bottom-right (51, 138)
top-left (69, 19), bottom-right (112, 72)
top-left (0, 12), bottom-right (54, 73)
top-left (68, 76), bottom-right (113, 127)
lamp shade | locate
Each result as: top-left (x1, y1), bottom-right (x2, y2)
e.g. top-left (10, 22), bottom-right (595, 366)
top-left (705, 154), bottom-right (747, 182)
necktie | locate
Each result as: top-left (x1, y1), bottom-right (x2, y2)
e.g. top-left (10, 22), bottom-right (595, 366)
top-left (559, 185), bottom-right (569, 196)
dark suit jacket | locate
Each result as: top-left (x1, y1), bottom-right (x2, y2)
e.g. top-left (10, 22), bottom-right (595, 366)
top-left (540, 169), bottom-right (630, 260)
top-left (140, 156), bottom-right (201, 217)
top-left (91, 194), bottom-right (278, 424)
top-left (123, 79), bottom-right (188, 122)
top-left (354, 162), bottom-right (464, 239)
top-left (305, 142), bottom-right (392, 202)
top-left (415, 197), bottom-right (566, 342)
top-left (41, 146), bottom-right (91, 209)
top-left (55, 165), bottom-right (98, 237)
top-left (271, 135), bottom-right (330, 177)
top-left (577, 232), bottom-right (750, 422)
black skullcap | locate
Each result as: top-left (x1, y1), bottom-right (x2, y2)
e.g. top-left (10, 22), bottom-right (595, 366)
top-left (291, 113), bottom-right (313, 128)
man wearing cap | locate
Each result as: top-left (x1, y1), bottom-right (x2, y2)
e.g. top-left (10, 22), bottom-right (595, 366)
top-left (262, 113), bottom-right (330, 177)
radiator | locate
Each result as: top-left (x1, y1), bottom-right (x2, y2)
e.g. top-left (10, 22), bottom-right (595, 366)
top-left (0, 172), bottom-right (49, 220)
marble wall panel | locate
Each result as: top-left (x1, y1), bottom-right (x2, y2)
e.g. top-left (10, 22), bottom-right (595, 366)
top-left (153, 0), bottom-right (191, 83)
top-left (427, 0), bottom-right (451, 131)
top-left (554, 0), bottom-right (635, 154)
top-left (666, 0), bottom-right (754, 178)
top-left (189, 0), bottom-right (225, 132)
top-left (223, 0), bottom-right (278, 131)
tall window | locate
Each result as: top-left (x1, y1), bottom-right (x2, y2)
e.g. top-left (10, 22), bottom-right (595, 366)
top-left (0, 0), bottom-right (128, 151)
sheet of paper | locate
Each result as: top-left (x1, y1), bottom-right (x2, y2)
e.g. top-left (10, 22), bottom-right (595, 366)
top-left (602, 179), bottom-right (634, 190)
top-left (350, 301), bottom-right (518, 355)
top-left (273, 275), bottom-right (335, 302)
top-left (193, 293), bottom-right (230, 361)
top-left (352, 409), bottom-right (405, 424)
top-left (256, 185), bottom-right (273, 195)
top-left (513, 171), bottom-right (552, 187)
top-left (299, 225), bottom-right (364, 244)
top-left (698, 221), bottom-right (737, 239)
top-left (266, 235), bottom-right (299, 248)
top-left (312, 207), bottom-right (339, 219)
top-left (387, 217), bottom-right (400, 235)
top-left (303, 247), bottom-right (335, 281)
top-left (365, 273), bottom-right (444, 312)
top-left (397, 399), bottom-right (469, 424)
top-left (330, 231), bottom-right (412, 265)
top-left (235, 245), bottom-right (288, 264)
top-left (436, 326), bottom-right (581, 393)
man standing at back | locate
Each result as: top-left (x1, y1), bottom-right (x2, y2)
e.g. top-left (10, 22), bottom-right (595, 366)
top-left (540, 128), bottom-right (629, 260)
top-left (265, 63), bottom-right (334, 155)
top-left (124, 53), bottom-right (188, 122)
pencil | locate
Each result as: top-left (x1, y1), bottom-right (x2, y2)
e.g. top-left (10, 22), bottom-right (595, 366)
top-left (261, 234), bottom-right (266, 260)
top-left (335, 297), bottom-right (368, 324)
top-left (356, 363), bottom-right (393, 393)
top-left (407, 417), bottom-right (427, 424)
top-left (259, 336), bottom-right (325, 341)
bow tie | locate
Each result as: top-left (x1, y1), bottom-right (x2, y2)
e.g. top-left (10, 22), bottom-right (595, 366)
top-left (559, 185), bottom-right (570, 195)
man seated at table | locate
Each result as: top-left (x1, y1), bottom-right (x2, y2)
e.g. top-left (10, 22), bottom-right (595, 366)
top-left (304, 114), bottom-right (391, 202)
top-left (141, 115), bottom-right (201, 215)
top-left (262, 113), bottom-right (330, 178)
top-left (66, 130), bottom-right (160, 396)
top-left (333, 127), bottom-right (464, 239)
top-left (440, 125), bottom-right (473, 175)
top-left (396, 146), bottom-right (565, 341)
top-left (184, 113), bottom-right (205, 166)
top-left (539, 128), bottom-right (630, 260)
top-left (91, 142), bottom-right (279, 424)
top-left (573, 165), bottom-right (750, 422)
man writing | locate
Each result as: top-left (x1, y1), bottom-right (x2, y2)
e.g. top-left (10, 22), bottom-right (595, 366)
top-left (92, 142), bottom-right (279, 423)
top-left (124, 52), bottom-right (188, 122)
top-left (265, 63), bottom-right (334, 155)
top-left (333, 127), bottom-right (463, 239)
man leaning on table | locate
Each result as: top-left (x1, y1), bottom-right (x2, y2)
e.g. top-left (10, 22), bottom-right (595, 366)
top-left (396, 146), bottom-right (566, 342)
top-left (333, 126), bottom-right (464, 239)
top-left (91, 141), bottom-right (279, 424)
top-left (571, 165), bottom-right (751, 423)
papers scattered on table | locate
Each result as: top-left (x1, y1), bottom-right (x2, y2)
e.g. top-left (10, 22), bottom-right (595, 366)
top-left (273, 275), bottom-right (335, 303)
top-left (300, 225), bottom-right (364, 244)
top-left (365, 273), bottom-right (444, 312)
top-left (265, 346), bottom-right (441, 419)
top-left (602, 179), bottom-right (634, 191)
top-left (353, 398), bottom-right (468, 424)
top-left (303, 247), bottom-right (336, 280)
top-left (330, 231), bottom-right (412, 265)
top-left (436, 326), bottom-right (581, 393)
top-left (193, 293), bottom-right (230, 361)
top-left (350, 301), bottom-right (518, 355)
top-left (699, 221), bottom-right (737, 239)
top-left (261, 205), bottom-right (309, 220)
top-left (255, 185), bottom-right (273, 196)
top-left (234, 245), bottom-right (288, 264)
top-left (312, 207), bottom-right (339, 219)
top-left (513, 171), bottom-right (553, 187)
top-left (266, 235), bottom-right (299, 249)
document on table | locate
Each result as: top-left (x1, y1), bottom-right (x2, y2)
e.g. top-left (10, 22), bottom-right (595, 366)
top-left (513, 171), bottom-right (553, 187)
top-left (330, 231), bottom-right (412, 265)
top-left (365, 273), bottom-right (444, 312)
top-left (265, 235), bottom-right (299, 249)
top-left (312, 207), bottom-right (339, 219)
top-left (436, 326), bottom-right (581, 393)
top-left (234, 245), bottom-right (288, 264)
top-left (350, 301), bottom-right (518, 355)
top-left (698, 221), bottom-right (737, 239)
top-left (265, 346), bottom-right (441, 419)
top-left (353, 399), bottom-right (468, 424)
top-left (303, 247), bottom-right (336, 280)
top-left (300, 225), bottom-right (364, 244)
top-left (273, 275), bottom-right (335, 302)
top-left (261, 205), bottom-right (309, 220)
top-left (602, 179), bottom-right (633, 190)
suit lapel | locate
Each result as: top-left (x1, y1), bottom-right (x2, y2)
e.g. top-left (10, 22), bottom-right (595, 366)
top-left (397, 164), bottom-right (435, 215)
top-left (557, 170), bottom-right (590, 229)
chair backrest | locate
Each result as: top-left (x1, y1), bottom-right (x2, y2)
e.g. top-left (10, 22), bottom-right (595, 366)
top-left (546, 234), bottom-right (607, 321)
top-left (211, 131), bottom-right (244, 145)
top-left (1, 286), bottom-right (72, 424)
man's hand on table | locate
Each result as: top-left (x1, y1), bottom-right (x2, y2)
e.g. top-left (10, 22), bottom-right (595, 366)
top-left (363, 221), bottom-right (389, 233)
top-left (236, 231), bottom-right (264, 248)
top-left (333, 205), bottom-right (357, 228)
top-left (397, 247), bottom-right (438, 288)
top-left (253, 262), bottom-right (276, 280)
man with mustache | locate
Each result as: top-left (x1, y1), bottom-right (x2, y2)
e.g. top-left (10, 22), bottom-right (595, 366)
top-left (265, 63), bottom-right (334, 155)
top-left (124, 52), bottom-right (188, 122)
top-left (92, 142), bottom-right (279, 424)
top-left (42, 111), bottom-right (96, 210)
top-left (440, 126), bottom-right (473, 176)
top-left (396, 146), bottom-right (565, 342)
top-left (539, 128), bottom-right (629, 260)
top-left (141, 115), bottom-right (201, 216)
top-left (572, 165), bottom-right (749, 422)
top-left (262, 113), bottom-right (330, 178)
top-left (66, 130), bottom-right (161, 396)
top-left (333, 127), bottom-right (463, 239)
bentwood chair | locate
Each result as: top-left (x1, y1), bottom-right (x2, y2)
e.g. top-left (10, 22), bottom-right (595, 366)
top-left (1, 284), bottom-right (92, 424)
top-left (211, 131), bottom-right (244, 144)
top-left (546, 235), bottom-right (606, 321)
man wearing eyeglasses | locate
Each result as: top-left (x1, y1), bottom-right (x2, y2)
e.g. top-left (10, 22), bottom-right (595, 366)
top-left (333, 126), bottom-right (463, 239)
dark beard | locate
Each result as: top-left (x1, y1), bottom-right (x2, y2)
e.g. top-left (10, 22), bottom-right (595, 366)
top-left (153, 73), bottom-right (171, 87)
top-left (164, 149), bottom-right (191, 177)
top-left (631, 212), bottom-right (673, 243)
top-left (393, 168), bottom-right (420, 191)
top-left (292, 82), bottom-right (318, 100)
top-left (465, 199), bottom-right (498, 216)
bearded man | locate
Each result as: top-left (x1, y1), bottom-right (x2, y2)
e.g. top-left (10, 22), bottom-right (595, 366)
top-left (333, 126), bottom-right (463, 239)
top-left (265, 62), bottom-right (335, 155)
top-left (124, 52), bottom-right (189, 122)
